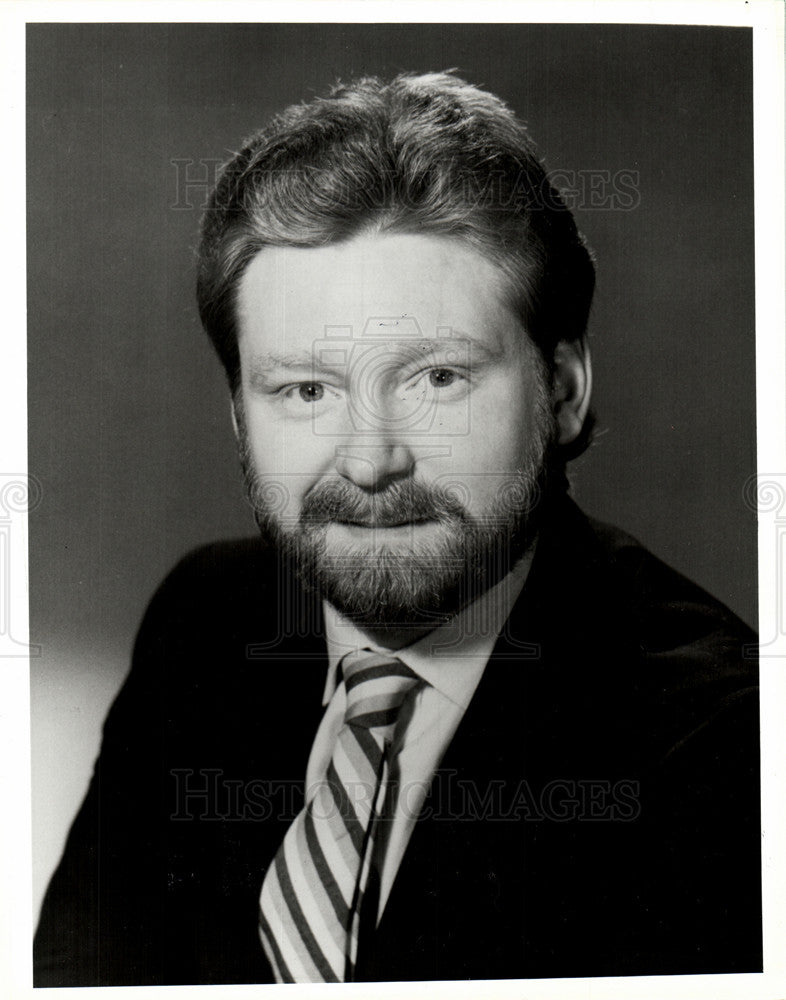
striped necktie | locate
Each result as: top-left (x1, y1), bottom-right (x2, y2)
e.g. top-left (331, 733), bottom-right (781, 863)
top-left (258, 650), bottom-right (421, 983)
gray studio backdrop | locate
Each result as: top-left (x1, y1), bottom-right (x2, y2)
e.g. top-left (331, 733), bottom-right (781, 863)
top-left (28, 23), bottom-right (756, 917)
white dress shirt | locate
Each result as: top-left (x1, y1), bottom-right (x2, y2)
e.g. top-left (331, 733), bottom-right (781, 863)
top-left (304, 549), bottom-right (535, 920)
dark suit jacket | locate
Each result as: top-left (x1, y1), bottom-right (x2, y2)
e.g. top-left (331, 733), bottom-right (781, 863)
top-left (34, 495), bottom-right (762, 985)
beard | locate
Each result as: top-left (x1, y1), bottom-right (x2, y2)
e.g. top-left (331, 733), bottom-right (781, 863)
top-left (235, 392), bottom-right (558, 631)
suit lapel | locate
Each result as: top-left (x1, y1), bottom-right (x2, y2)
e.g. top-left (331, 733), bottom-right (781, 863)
top-left (353, 495), bottom-right (625, 981)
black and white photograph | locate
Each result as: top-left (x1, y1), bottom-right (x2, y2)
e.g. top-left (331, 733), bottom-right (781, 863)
top-left (4, 4), bottom-right (784, 998)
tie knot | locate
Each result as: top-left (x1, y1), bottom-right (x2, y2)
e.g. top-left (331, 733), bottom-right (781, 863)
top-left (340, 650), bottom-right (420, 736)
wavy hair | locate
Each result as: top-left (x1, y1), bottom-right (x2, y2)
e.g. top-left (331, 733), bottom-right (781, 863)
top-left (197, 71), bottom-right (596, 459)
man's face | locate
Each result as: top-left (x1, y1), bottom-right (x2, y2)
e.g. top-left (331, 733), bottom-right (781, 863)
top-left (234, 232), bottom-right (557, 630)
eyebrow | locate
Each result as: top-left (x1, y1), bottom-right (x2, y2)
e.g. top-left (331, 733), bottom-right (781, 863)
top-left (250, 351), bottom-right (329, 372)
top-left (246, 352), bottom-right (339, 390)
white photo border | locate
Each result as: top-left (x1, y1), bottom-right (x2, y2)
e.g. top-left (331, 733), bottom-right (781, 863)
top-left (4, 2), bottom-right (784, 999)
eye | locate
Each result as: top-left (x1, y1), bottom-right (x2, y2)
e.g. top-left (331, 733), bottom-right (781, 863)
top-left (428, 368), bottom-right (458, 388)
top-left (296, 383), bottom-right (324, 403)
top-left (277, 380), bottom-right (341, 414)
top-left (404, 366), bottom-right (470, 401)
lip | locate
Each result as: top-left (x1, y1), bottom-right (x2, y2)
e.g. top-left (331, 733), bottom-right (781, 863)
top-left (335, 518), bottom-right (433, 529)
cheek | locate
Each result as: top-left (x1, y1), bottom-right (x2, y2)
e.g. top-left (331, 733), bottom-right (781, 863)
top-left (243, 419), bottom-right (283, 476)
top-left (241, 403), bottom-right (334, 518)
top-left (445, 399), bottom-right (549, 519)
top-left (243, 403), bottom-right (318, 472)
top-left (469, 382), bottom-right (545, 462)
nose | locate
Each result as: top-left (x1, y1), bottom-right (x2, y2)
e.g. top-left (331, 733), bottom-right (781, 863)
top-left (334, 440), bottom-right (415, 491)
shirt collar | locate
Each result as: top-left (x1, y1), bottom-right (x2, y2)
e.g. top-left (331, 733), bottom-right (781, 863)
top-left (322, 543), bottom-right (535, 710)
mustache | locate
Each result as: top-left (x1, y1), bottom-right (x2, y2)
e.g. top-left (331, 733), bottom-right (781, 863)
top-left (299, 479), bottom-right (468, 528)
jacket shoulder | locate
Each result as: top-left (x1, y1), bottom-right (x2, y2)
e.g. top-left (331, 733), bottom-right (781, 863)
top-left (154, 536), bottom-right (275, 594)
top-left (137, 537), bottom-right (278, 628)
top-left (581, 507), bottom-right (756, 653)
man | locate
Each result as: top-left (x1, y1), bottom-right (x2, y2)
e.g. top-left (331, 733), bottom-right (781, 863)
top-left (34, 71), bottom-right (761, 985)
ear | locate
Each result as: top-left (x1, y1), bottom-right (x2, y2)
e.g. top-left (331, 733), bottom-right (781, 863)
top-left (552, 338), bottom-right (592, 447)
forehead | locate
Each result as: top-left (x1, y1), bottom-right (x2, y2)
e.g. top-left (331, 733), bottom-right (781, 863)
top-left (235, 232), bottom-right (526, 355)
